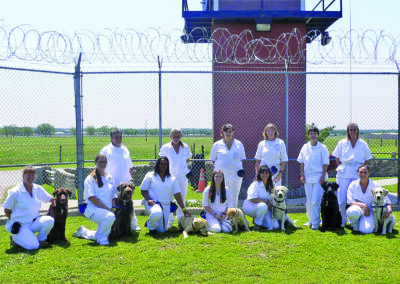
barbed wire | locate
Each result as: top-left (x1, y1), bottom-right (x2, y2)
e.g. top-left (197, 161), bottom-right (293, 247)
top-left (0, 20), bottom-right (399, 67)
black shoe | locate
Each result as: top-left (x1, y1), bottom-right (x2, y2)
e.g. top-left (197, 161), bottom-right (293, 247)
top-left (149, 229), bottom-right (157, 235)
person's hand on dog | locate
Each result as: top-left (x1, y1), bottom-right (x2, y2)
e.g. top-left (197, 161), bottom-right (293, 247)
top-left (363, 205), bottom-right (370, 217)
top-left (215, 213), bottom-right (225, 221)
top-left (147, 199), bottom-right (155, 206)
top-left (384, 209), bottom-right (391, 219)
top-left (265, 199), bottom-right (272, 210)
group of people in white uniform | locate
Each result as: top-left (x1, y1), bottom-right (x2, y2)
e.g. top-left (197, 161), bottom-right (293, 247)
top-left (3, 122), bottom-right (395, 249)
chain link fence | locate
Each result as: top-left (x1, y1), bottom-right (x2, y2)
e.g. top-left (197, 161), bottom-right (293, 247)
top-left (0, 67), bottom-right (398, 209)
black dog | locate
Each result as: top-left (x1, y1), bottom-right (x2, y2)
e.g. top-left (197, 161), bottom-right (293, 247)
top-left (320, 182), bottom-right (342, 232)
top-left (47, 188), bottom-right (72, 243)
top-left (109, 181), bottom-right (134, 239)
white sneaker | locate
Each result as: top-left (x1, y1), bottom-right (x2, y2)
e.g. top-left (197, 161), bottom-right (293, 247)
top-left (73, 225), bottom-right (85, 238)
top-left (132, 226), bottom-right (141, 231)
top-left (303, 222), bottom-right (310, 227)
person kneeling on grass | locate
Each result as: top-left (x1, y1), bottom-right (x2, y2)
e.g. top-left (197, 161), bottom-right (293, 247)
top-left (4, 166), bottom-right (55, 250)
top-left (202, 170), bottom-right (234, 233)
top-left (140, 156), bottom-right (191, 235)
top-left (73, 154), bottom-right (117, 246)
top-left (346, 165), bottom-right (392, 233)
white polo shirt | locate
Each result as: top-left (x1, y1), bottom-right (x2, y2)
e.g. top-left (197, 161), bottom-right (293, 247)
top-left (84, 174), bottom-right (117, 217)
top-left (140, 172), bottom-right (180, 205)
top-left (347, 178), bottom-right (389, 206)
top-left (209, 139), bottom-right (246, 175)
top-left (332, 138), bottom-right (373, 178)
top-left (246, 181), bottom-right (273, 201)
top-left (202, 186), bottom-right (233, 213)
top-left (100, 142), bottom-right (133, 186)
top-left (159, 142), bottom-right (192, 178)
top-left (255, 138), bottom-right (288, 170)
top-left (4, 182), bottom-right (52, 223)
top-left (297, 141), bottom-right (329, 183)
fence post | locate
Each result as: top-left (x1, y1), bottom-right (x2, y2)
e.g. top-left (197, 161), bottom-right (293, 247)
top-left (398, 71), bottom-right (400, 204)
top-left (158, 56), bottom-right (163, 151)
top-left (284, 59), bottom-right (290, 186)
top-left (74, 53), bottom-right (84, 205)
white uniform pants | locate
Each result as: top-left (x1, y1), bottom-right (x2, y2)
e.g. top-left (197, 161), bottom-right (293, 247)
top-left (337, 177), bottom-right (357, 226)
top-left (224, 173), bottom-right (243, 208)
top-left (83, 207), bottom-right (116, 244)
top-left (130, 208), bottom-right (139, 229)
top-left (304, 183), bottom-right (324, 227)
top-left (173, 175), bottom-right (188, 223)
top-left (145, 202), bottom-right (170, 232)
top-left (346, 205), bottom-right (375, 234)
top-left (205, 213), bottom-right (232, 233)
top-left (242, 201), bottom-right (279, 229)
top-left (6, 216), bottom-right (54, 250)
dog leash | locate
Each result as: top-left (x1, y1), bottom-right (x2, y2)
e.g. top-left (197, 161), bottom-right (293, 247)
top-left (372, 203), bottom-right (388, 220)
top-left (272, 198), bottom-right (286, 211)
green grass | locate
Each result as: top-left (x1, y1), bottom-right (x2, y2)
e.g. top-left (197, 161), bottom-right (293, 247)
top-left (1, 213), bottom-right (400, 283)
top-left (0, 136), bottom-right (397, 166)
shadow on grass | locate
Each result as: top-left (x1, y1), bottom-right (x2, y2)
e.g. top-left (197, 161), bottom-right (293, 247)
top-left (5, 242), bottom-right (55, 254)
top-left (109, 231), bottom-right (140, 245)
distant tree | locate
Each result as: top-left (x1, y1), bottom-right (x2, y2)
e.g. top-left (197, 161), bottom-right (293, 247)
top-left (70, 127), bottom-right (76, 136)
top-left (306, 123), bottom-right (335, 143)
top-left (124, 128), bottom-right (138, 136)
top-left (2, 125), bottom-right (18, 137)
top-left (85, 126), bottom-right (96, 136)
top-left (97, 126), bottom-right (111, 136)
top-left (36, 123), bottom-right (56, 136)
top-left (21, 127), bottom-right (34, 136)
top-left (148, 129), bottom-right (158, 135)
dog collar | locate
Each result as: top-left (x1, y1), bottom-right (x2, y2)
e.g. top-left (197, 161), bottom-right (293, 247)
top-left (274, 198), bottom-right (285, 204)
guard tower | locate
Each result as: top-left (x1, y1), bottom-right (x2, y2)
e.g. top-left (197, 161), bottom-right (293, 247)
top-left (182, 0), bottom-right (342, 192)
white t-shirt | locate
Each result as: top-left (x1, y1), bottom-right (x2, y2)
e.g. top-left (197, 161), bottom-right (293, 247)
top-left (159, 142), bottom-right (192, 178)
top-left (255, 138), bottom-right (288, 170)
top-left (202, 186), bottom-right (233, 213)
top-left (100, 142), bottom-right (133, 186)
top-left (246, 181), bottom-right (273, 201)
top-left (4, 182), bottom-right (52, 223)
top-left (297, 141), bottom-right (329, 183)
top-left (209, 139), bottom-right (246, 175)
top-left (84, 174), bottom-right (117, 217)
top-left (347, 179), bottom-right (390, 206)
top-left (140, 172), bottom-right (181, 205)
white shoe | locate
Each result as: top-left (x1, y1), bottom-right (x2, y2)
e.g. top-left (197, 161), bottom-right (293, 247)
top-left (311, 225), bottom-right (319, 230)
top-left (73, 225), bottom-right (85, 238)
top-left (132, 226), bottom-right (141, 231)
top-left (303, 222), bottom-right (310, 227)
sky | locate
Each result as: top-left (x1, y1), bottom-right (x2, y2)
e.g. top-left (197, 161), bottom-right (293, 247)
top-left (1, 0), bottom-right (399, 130)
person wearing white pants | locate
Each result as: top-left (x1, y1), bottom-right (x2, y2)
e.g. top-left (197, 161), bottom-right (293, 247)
top-left (159, 128), bottom-right (192, 226)
top-left (202, 170), bottom-right (234, 233)
top-left (100, 129), bottom-right (140, 231)
top-left (210, 124), bottom-right (246, 208)
top-left (346, 165), bottom-right (391, 234)
top-left (332, 122), bottom-right (372, 227)
top-left (255, 123), bottom-right (288, 186)
top-left (140, 157), bottom-right (191, 234)
top-left (242, 165), bottom-right (279, 230)
top-left (4, 166), bottom-right (55, 250)
top-left (297, 126), bottom-right (329, 230)
top-left (73, 154), bottom-right (117, 246)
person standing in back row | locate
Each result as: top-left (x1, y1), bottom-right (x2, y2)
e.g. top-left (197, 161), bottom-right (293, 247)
top-left (100, 129), bottom-right (140, 231)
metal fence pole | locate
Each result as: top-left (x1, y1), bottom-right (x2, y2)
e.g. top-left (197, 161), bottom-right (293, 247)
top-left (284, 60), bottom-right (290, 186)
top-left (74, 53), bottom-right (84, 205)
top-left (398, 71), bottom-right (400, 204)
top-left (158, 56), bottom-right (163, 151)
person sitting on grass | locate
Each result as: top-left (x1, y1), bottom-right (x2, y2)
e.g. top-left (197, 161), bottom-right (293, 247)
top-left (4, 166), bottom-right (55, 250)
top-left (140, 156), bottom-right (191, 235)
top-left (202, 170), bottom-right (234, 233)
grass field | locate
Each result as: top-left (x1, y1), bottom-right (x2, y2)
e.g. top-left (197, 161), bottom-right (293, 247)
top-left (0, 135), bottom-right (397, 166)
top-left (1, 214), bottom-right (400, 283)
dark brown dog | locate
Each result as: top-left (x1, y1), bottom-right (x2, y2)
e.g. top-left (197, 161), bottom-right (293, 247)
top-left (47, 188), bottom-right (73, 243)
top-left (109, 181), bottom-right (134, 239)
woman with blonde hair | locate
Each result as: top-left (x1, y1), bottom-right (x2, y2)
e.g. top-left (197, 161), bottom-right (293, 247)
top-left (255, 123), bottom-right (288, 185)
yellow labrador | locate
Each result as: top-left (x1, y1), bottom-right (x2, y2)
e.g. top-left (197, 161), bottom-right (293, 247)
top-left (371, 187), bottom-right (396, 235)
top-left (270, 186), bottom-right (298, 231)
top-left (226, 208), bottom-right (250, 233)
top-left (179, 216), bottom-right (211, 238)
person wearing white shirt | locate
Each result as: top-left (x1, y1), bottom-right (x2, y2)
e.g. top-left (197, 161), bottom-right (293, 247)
top-left (346, 165), bottom-right (392, 233)
top-left (99, 129), bottom-right (140, 231)
top-left (4, 166), bottom-right (55, 250)
top-left (209, 124), bottom-right (246, 207)
top-left (255, 123), bottom-right (288, 186)
top-left (332, 122), bottom-right (372, 227)
top-left (73, 154), bottom-right (117, 246)
top-left (140, 157), bottom-right (191, 234)
top-left (202, 170), bottom-right (234, 233)
top-left (297, 126), bottom-right (329, 230)
top-left (159, 128), bottom-right (192, 225)
top-left (242, 165), bottom-right (279, 230)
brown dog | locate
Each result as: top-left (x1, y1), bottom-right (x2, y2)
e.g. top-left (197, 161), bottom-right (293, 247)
top-left (179, 216), bottom-right (211, 238)
top-left (47, 188), bottom-right (73, 243)
top-left (109, 182), bottom-right (134, 239)
top-left (226, 208), bottom-right (250, 233)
